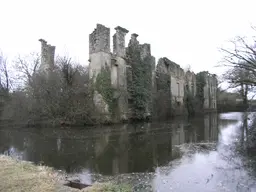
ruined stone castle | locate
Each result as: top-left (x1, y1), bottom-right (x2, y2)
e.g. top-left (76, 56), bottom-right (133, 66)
top-left (39, 39), bottom-right (55, 74)
top-left (39, 24), bottom-right (217, 122)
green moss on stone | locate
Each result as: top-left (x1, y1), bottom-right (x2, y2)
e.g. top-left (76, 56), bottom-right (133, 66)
top-left (95, 67), bottom-right (115, 113)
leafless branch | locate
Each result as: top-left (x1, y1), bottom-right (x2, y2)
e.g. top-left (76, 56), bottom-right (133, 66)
top-left (0, 53), bottom-right (12, 91)
top-left (14, 52), bottom-right (40, 87)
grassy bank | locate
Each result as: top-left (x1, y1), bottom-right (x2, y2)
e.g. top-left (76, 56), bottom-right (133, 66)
top-left (0, 155), bottom-right (131, 192)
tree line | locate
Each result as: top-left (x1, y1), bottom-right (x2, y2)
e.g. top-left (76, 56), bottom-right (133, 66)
top-left (2, 26), bottom-right (256, 126)
top-left (0, 53), bottom-right (100, 126)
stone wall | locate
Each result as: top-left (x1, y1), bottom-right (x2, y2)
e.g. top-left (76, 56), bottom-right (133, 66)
top-left (185, 71), bottom-right (197, 97)
top-left (87, 23), bottom-right (217, 122)
top-left (113, 26), bottom-right (128, 58)
top-left (126, 33), bottom-right (154, 120)
top-left (112, 26), bottom-right (129, 120)
top-left (38, 39), bottom-right (55, 73)
top-left (208, 74), bottom-right (217, 109)
top-left (89, 24), bottom-right (110, 54)
top-left (88, 24), bottom-right (112, 121)
top-left (89, 24), bottom-right (111, 80)
top-left (154, 58), bottom-right (172, 118)
top-left (89, 24), bottom-right (131, 122)
top-left (37, 24), bottom-right (218, 122)
top-left (197, 71), bottom-right (217, 111)
top-left (156, 57), bottom-right (186, 114)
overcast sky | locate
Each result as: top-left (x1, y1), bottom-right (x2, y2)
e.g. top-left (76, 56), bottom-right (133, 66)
top-left (1, 0), bottom-right (256, 77)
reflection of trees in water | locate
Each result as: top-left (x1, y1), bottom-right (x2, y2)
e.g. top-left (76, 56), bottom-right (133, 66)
top-left (150, 113), bottom-right (256, 192)
top-left (247, 113), bottom-right (256, 150)
top-left (0, 113), bottom-right (219, 175)
top-left (215, 112), bottom-right (256, 190)
top-left (188, 113), bottom-right (218, 142)
top-left (0, 130), bottom-right (11, 153)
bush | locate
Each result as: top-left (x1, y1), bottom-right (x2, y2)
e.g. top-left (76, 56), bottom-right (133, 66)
top-left (1, 56), bottom-right (98, 126)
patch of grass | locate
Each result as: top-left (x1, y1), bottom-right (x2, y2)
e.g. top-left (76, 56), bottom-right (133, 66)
top-left (0, 155), bottom-right (132, 192)
top-left (0, 155), bottom-right (58, 192)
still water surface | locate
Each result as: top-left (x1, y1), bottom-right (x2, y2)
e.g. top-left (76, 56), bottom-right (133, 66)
top-left (1, 112), bottom-right (256, 191)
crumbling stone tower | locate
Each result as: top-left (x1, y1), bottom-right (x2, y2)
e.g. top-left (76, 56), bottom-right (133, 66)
top-left (112, 26), bottom-right (129, 89)
top-left (112, 26), bottom-right (129, 120)
top-left (206, 73), bottom-right (217, 110)
top-left (39, 39), bottom-right (55, 74)
top-left (89, 24), bottom-right (129, 121)
top-left (113, 26), bottom-right (129, 58)
top-left (139, 43), bottom-right (156, 117)
top-left (197, 71), bottom-right (217, 111)
top-left (89, 24), bottom-right (111, 80)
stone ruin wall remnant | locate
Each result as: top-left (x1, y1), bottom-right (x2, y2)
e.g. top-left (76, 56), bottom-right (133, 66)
top-left (31, 23), bottom-right (218, 122)
top-left (185, 70), bottom-right (197, 97)
top-left (200, 71), bottom-right (218, 110)
top-left (88, 24), bottom-right (131, 121)
top-left (39, 39), bottom-right (55, 73)
top-left (208, 74), bottom-right (217, 109)
top-left (158, 58), bottom-right (186, 102)
top-left (88, 24), bottom-right (112, 82)
top-left (113, 26), bottom-right (129, 58)
top-left (88, 24), bottom-right (161, 121)
top-left (156, 57), bottom-right (187, 115)
top-left (112, 26), bottom-right (129, 120)
top-left (89, 24), bottom-right (110, 54)
top-left (37, 23), bottom-right (217, 121)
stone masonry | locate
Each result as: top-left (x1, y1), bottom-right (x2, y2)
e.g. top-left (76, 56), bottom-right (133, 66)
top-left (112, 26), bottom-right (129, 120)
top-left (113, 26), bottom-right (129, 58)
top-left (89, 24), bottom-right (111, 81)
top-left (88, 24), bottom-right (112, 120)
top-left (156, 58), bottom-right (187, 114)
top-left (185, 70), bottom-right (197, 97)
top-left (202, 72), bottom-right (217, 110)
top-left (88, 24), bottom-right (218, 121)
top-left (89, 24), bottom-right (130, 121)
top-left (38, 39), bottom-right (55, 74)
top-left (49, 23), bottom-right (221, 121)
top-left (38, 24), bottom-right (217, 121)
top-left (126, 33), bottom-right (155, 118)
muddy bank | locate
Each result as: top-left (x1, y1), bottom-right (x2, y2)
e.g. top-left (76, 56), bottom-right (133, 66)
top-left (0, 155), bottom-right (131, 192)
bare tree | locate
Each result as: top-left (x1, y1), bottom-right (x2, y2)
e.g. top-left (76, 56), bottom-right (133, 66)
top-left (55, 56), bottom-right (80, 87)
top-left (223, 67), bottom-right (254, 106)
top-left (220, 28), bottom-right (256, 86)
top-left (3, 53), bottom-right (97, 125)
top-left (14, 52), bottom-right (40, 87)
top-left (0, 53), bottom-right (11, 92)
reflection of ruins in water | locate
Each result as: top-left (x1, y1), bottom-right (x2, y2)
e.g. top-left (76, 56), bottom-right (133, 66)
top-left (0, 113), bottom-right (219, 175)
top-left (204, 113), bottom-right (218, 141)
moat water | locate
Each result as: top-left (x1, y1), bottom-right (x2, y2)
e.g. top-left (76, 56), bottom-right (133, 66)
top-left (1, 112), bottom-right (256, 191)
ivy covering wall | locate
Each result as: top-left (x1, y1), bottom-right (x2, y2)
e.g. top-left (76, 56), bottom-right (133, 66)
top-left (95, 66), bottom-right (115, 114)
top-left (196, 72), bottom-right (207, 110)
top-left (92, 51), bottom-right (212, 122)
top-left (154, 72), bottom-right (172, 119)
top-left (126, 45), bottom-right (152, 120)
top-left (184, 84), bottom-right (196, 116)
